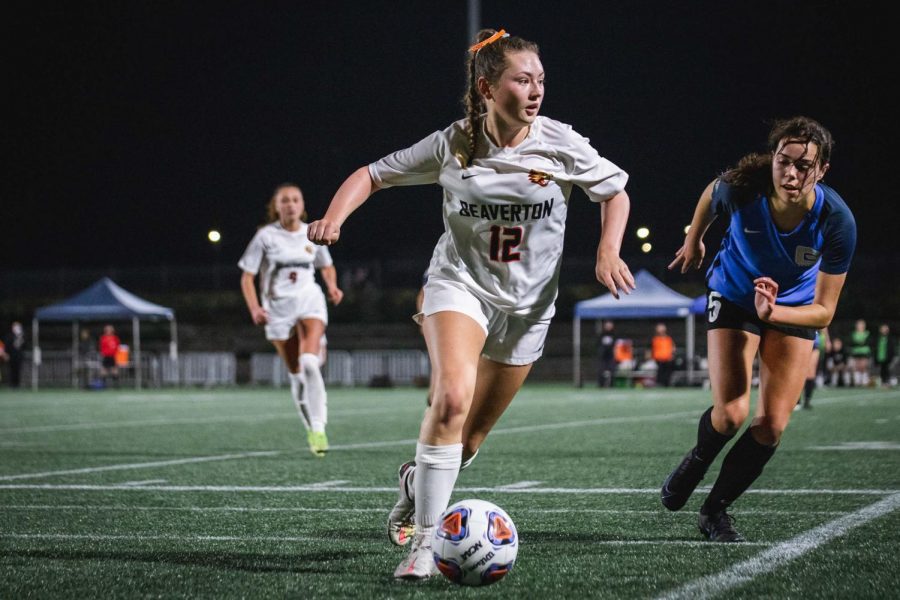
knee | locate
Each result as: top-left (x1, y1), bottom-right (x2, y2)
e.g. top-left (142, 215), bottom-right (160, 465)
top-left (300, 353), bottom-right (320, 373)
top-left (749, 417), bottom-right (785, 446)
top-left (713, 405), bottom-right (749, 435)
top-left (431, 383), bottom-right (470, 425)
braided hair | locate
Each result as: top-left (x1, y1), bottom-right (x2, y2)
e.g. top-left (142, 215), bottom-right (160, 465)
top-left (460, 29), bottom-right (540, 167)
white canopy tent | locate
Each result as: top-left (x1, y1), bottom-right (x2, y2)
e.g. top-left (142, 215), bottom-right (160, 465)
top-left (32, 277), bottom-right (177, 390)
top-left (572, 270), bottom-right (697, 386)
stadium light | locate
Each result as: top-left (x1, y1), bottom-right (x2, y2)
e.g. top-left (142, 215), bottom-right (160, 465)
top-left (641, 242), bottom-right (652, 253)
top-left (208, 230), bottom-right (221, 243)
top-left (636, 227), bottom-right (650, 239)
top-left (684, 225), bottom-right (691, 234)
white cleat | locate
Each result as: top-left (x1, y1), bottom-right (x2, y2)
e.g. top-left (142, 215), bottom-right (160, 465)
top-left (387, 461), bottom-right (416, 546)
top-left (393, 530), bottom-right (436, 580)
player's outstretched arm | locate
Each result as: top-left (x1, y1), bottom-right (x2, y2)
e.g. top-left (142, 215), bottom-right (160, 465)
top-left (308, 166), bottom-right (381, 246)
top-left (595, 190), bottom-right (635, 299)
top-left (670, 179), bottom-right (717, 273)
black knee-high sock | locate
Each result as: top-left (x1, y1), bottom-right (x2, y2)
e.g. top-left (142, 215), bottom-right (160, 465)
top-left (694, 406), bottom-right (734, 463)
top-left (701, 427), bottom-right (776, 515)
top-left (803, 379), bottom-right (815, 406)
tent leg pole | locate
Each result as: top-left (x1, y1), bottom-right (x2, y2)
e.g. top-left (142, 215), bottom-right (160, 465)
top-left (133, 317), bottom-right (142, 391)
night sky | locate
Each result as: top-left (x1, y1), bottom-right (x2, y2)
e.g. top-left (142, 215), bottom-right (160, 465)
top-left (6, 1), bottom-right (893, 271)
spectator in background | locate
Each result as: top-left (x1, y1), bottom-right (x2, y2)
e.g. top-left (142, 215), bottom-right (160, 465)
top-left (636, 349), bottom-right (658, 387)
top-left (797, 327), bottom-right (828, 409)
top-left (614, 338), bottom-right (635, 372)
top-left (848, 318), bottom-right (871, 386)
top-left (78, 328), bottom-right (96, 388)
top-left (596, 320), bottom-right (617, 387)
top-left (651, 322), bottom-right (675, 387)
top-left (2, 321), bottom-right (26, 388)
top-left (98, 324), bottom-right (120, 387)
top-left (826, 337), bottom-right (849, 386)
top-left (874, 323), bottom-right (897, 387)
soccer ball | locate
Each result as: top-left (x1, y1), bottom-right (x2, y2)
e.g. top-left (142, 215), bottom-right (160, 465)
top-left (431, 498), bottom-right (518, 586)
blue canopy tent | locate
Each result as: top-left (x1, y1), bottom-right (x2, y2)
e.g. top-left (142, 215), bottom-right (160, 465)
top-left (572, 270), bottom-right (696, 386)
top-left (32, 277), bottom-right (177, 389)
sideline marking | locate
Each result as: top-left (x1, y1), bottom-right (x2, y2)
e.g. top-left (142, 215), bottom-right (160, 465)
top-left (0, 451), bottom-right (280, 481)
top-left (656, 492), bottom-right (900, 600)
top-left (0, 483), bottom-right (895, 495)
top-left (0, 532), bottom-right (770, 547)
top-left (0, 504), bottom-right (850, 517)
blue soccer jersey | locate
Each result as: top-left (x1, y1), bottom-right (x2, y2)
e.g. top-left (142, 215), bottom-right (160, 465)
top-left (706, 180), bottom-right (856, 312)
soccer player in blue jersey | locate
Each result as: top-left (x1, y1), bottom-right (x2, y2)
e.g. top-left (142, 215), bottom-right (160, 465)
top-left (661, 116), bottom-right (856, 542)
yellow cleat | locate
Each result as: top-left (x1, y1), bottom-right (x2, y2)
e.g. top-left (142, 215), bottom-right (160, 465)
top-left (307, 431), bottom-right (329, 457)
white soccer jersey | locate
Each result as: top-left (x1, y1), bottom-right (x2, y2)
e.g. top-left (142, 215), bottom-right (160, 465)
top-left (369, 116), bottom-right (627, 320)
top-left (238, 222), bottom-right (333, 302)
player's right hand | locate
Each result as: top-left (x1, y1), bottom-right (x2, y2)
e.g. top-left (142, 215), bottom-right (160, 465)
top-left (668, 240), bottom-right (706, 273)
top-left (307, 219), bottom-right (341, 246)
top-left (250, 307), bottom-right (269, 326)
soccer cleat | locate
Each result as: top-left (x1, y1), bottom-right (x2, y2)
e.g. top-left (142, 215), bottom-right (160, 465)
top-left (661, 448), bottom-right (709, 511)
top-left (387, 461), bottom-right (417, 546)
top-left (699, 510), bottom-right (745, 542)
top-left (393, 530), bottom-right (436, 580)
top-left (307, 431), bottom-right (328, 458)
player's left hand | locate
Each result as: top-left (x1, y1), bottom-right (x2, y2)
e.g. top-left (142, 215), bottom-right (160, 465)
top-left (328, 287), bottom-right (344, 306)
top-left (307, 219), bottom-right (341, 246)
top-left (596, 254), bottom-right (635, 300)
top-left (753, 276), bottom-right (778, 321)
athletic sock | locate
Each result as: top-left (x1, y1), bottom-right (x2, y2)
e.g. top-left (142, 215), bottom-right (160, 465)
top-left (804, 378), bottom-right (815, 406)
top-left (694, 406), bottom-right (735, 463)
top-left (414, 442), bottom-right (462, 529)
top-left (288, 371), bottom-right (311, 431)
top-left (701, 426), bottom-right (776, 515)
top-left (460, 449), bottom-right (479, 471)
top-left (301, 353), bottom-right (327, 434)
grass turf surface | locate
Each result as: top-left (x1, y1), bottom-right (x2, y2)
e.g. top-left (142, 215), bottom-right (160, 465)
top-left (1, 384), bottom-right (898, 598)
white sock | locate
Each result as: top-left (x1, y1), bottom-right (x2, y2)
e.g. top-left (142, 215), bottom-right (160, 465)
top-left (301, 353), bottom-right (327, 433)
top-left (288, 371), bottom-right (311, 431)
top-left (414, 442), bottom-right (462, 529)
top-left (460, 449), bottom-right (479, 471)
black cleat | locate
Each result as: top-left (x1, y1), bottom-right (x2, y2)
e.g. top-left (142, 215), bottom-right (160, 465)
top-left (661, 448), bottom-right (709, 511)
top-left (699, 510), bottom-right (745, 542)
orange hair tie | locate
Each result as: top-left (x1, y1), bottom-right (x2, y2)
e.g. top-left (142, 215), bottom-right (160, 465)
top-left (468, 29), bottom-right (509, 53)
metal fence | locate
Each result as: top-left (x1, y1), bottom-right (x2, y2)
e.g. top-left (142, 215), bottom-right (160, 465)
top-left (23, 349), bottom-right (429, 389)
top-left (249, 350), bottom-right (429, 387)
top-left (24, 351), bottom-right (236, 388)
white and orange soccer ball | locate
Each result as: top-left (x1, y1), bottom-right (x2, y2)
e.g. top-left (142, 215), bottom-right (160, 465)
top-left (431, 499), bottom-right (518, 586)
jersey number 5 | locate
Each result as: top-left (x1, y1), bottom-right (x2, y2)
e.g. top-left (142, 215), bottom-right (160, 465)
top-left (489, 226), bottom-right (523, 262)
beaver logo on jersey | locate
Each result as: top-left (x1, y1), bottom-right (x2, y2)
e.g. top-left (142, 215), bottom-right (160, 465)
top-left (528, 170), bottom-right (553, 187)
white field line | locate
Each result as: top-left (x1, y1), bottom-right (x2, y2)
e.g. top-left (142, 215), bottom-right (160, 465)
top-left (656, 492), bottom-right (900, 600)
top-left (0, 532), bottom-right (771, 547)
top-left (0, 483), bottom-right (895, 495)
top-left (0, 451), bottom-right (280, 481)
top-left (0, 504), bottom-right (850, 516)
top-left (0, 410), bottom-right (699, 481)
top-left (330, 410), bottom-right (701, 451)
top-left (0, 406), bottom-right (397, 434)
top-left (120, 480), bottom-right (168, 486)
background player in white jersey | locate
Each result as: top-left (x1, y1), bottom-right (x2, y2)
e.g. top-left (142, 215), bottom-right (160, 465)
top-left (308, 28), bottom-right (634, 579)
top-left (663, 117), bottom-right (856, 542)
top-left (239, 183), bottom-right (344, 457)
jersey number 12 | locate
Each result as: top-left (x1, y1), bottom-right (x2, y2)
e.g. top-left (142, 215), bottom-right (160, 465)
top-left (489, 226), bottom-right (523, 262)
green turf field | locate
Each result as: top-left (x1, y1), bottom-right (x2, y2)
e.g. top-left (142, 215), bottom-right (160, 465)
top-left (1, 384), bottom-right (898, 598)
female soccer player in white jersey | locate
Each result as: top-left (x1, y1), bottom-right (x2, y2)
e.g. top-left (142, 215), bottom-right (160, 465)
top-left (308, 29), bottom-right (634, 579)
top-left (662, 117), bottom-right (856, 542)
top-left (239, 183), bottom-right (344, 457)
